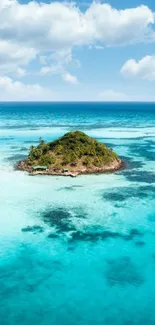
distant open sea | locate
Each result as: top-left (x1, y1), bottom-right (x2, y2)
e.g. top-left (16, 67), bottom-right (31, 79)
top-left (1, 102), bottom-right (155, 325)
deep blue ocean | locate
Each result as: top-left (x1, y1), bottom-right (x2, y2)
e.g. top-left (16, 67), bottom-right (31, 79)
top-left (1, 102), bottom-right (155, 325)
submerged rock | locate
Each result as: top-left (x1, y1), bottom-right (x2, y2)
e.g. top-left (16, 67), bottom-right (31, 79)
top-left (135, 241), bottom-right (145, 247)
top-left (41, 206), bottom-right (87, 234)
top-left (105, 256), bottom-right (144, 287)
top-left (124, 170), bottom-right (155, 184)
top-left (47, 233), bottom-right (59, 239)
top-left (102, 185), bottom-right (155, 203)
top-left (21, 225), bottom-right (44, 234)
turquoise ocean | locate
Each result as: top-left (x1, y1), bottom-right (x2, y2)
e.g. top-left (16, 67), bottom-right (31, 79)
top-left (1, 102), bottom-right (155, 324)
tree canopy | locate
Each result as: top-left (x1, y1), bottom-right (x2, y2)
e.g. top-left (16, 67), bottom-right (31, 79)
top-left (24, 131), bottom-right (120, 170)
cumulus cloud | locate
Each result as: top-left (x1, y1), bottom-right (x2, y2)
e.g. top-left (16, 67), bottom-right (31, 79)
top-left (0, 1), bottom-right (154, 78)
top-left (85, 3), bottom-right (154, 46)
top-left (39, 48), bottom-right (76, 76)
top-left (62, 72), bottom-right (78, 84)
top-left (121, 55), bottom-right (155, 80)
top-left (0, 40), bottom-right (36, 75)
top-left (95, 45), bottom-right (104, 50)
top-left (0, 2), bottom-right (153, 48)
top-left (89, 44), bottom-right (104, 50)
top-left (16, 68), bottom-right (26, 78)
top-left (98, 90), bottom-right (129, 101)
top-left (0, 0), bottom-right (15, 9)
top-left (98, 89), bottom-right (155, 102)
top-left (40, 65), bottom-right (60, 76)
top-left (0, 77), bottom-right (55, 101)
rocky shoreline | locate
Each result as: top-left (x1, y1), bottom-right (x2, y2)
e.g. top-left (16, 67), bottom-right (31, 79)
top-left (17, 158), bottom-right (123, 177)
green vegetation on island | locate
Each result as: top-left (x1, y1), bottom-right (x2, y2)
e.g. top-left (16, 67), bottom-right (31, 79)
top-left (19, 131), bottom-right (121, 175)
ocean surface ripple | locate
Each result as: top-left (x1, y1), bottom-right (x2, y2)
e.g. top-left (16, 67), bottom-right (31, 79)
top-left (0, 102), bottom-right (155, 325)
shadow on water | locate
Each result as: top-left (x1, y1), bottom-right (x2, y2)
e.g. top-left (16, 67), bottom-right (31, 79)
top-left (147, 213), bottom-right (155, 222)
top-left (128, 141), bottom-right (155, 161)
top-left (116, 152), bottom-right (155, 183)
top-left (0, 245), bottom-right (63, 298)
top-left (19, 147), bottom-right (28, 152)
top-left (22, 206), bottom-right (144, 246)
top-left (0, 137), bottom-right (14, 141)
top-left (124, 170), bottom-right (155, 184)
top-left (10, 145), bottom-right (19, 149)
top-left (39, 207), bottom-right (144, 244)
top-left (41, 207), bottom-right (87, 234)
top-left (135, 241), bottom-right (145, 247)
top-left (102, 185), bottom-right (155, 202)
top-left (10, 146), bottom-right (27, 151)
top-left (26, 207), bottom-right (145, 246)
top-left (57, 185), bottom-right (84, 192)
top-left (69, 227), bottom-right (143, 244)
top-left (105, 256), bottom-right (144, 287)
top-left (57, 186), bottom-right (76, 192)
top-left (5, 154), bottom-right (27, 162)
top-left (118, 155), bottom-right (144, 171)
top-left (24, 140), bottom-right (39, 144)
top-left (21, 225), bottom-right (44, 234)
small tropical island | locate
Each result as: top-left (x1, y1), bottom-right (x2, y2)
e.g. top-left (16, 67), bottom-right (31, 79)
top-left (18, 131), bottom-right (122, 176)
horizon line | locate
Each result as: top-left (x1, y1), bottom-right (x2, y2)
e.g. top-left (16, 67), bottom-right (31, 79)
top-left (0, 101), bottom-right (155, 104)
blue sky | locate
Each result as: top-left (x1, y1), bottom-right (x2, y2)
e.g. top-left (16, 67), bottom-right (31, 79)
top-left (0, 0), bottom-right (155, 101)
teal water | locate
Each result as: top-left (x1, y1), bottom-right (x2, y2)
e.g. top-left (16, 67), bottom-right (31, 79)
top-left (1, 102), bottom-right (155, 324)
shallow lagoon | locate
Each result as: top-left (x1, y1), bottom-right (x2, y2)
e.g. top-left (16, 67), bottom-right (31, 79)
top-left (1, 102), bottom-right (155, 325)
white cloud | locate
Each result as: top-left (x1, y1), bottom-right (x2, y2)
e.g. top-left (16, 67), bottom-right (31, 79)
top-left (39, 48), bottom-right (74, 76)
top-left (95, 45), bottom-right (104, 50)
top-left (0, 0), bottom-right (15, 9)
top-left (88, 44), bottom-right (104, 50)
top-left (85, 3), bottom-right (154, 46)
top-left (62, 72), bottom-right (78, 84)
top-left (0, 2), bottom-right (153, 48)
top-left (40, 65), bottom-right (60, 76)
top-left (121, 55), bottom-right (155, 80)
top-left (98, 90), bottom-right (129, 101)
top-left (0, 77), bottom-right (55, 101)
top-left (98, 89), bottom-right (155, 102)
top-left (0, 1), bottom-right (154, 78)
top-left (0, 40), bottom-right (36, 74)
top-left (16, 68), bottom-right (26, 78)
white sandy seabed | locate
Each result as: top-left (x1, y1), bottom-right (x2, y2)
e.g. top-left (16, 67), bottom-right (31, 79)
top-left (1, 124), bottom-right (155, 325)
